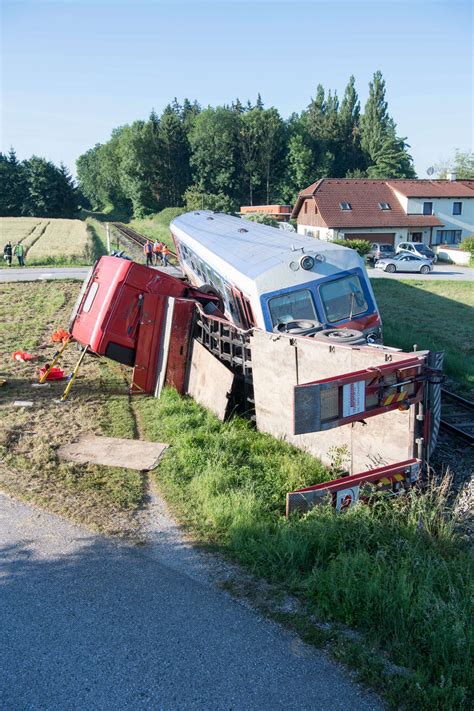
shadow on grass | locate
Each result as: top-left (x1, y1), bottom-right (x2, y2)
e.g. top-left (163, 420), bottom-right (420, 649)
top-left (371, 279), bottom-right (474, 389)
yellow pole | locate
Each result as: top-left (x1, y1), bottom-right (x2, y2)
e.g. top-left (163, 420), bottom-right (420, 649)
top-left (39, 337), bottom-right (71, 384)
top-left (60, 345), bottom-right (88, 402)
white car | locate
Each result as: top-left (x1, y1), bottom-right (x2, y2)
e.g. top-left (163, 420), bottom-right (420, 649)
top-left (396, 242), bottom-right (437, 263)
top-left (375, 254), bottom-right (433, 274)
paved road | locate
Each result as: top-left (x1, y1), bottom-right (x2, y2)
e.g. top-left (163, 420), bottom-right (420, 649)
top-left (0, 264), bottom-right (183, 283)
top-left (0, 266), bottom-right (90, 283)
top-left (0, 493), bottom-right (381, 711)
top-left (368, 264), bottom-right (473, 281)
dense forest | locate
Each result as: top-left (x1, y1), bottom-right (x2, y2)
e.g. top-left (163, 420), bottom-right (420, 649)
top-left (0, 151), bottom-right (79, 218)
top-left (76, 71), bottom-right (417, 218)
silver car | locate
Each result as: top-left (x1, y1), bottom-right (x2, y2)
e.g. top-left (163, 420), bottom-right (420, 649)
top-left (375, 254), bottom-right (433, 274)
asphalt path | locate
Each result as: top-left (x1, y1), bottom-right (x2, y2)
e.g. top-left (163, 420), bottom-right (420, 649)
top-left (0, 493), bottom-right (381, 711)
top-left (0, 266), bottom-right (89, 282)
top-left (1, 263), bottom-right (472, 284)
top-left (368, 263), bottom-right (473, 281)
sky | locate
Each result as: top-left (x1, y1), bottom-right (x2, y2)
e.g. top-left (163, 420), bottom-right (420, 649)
top-left (1, 0), bottom-right (473, 179)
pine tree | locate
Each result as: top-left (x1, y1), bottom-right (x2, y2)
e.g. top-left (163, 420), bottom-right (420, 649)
top-left (0, 148), bottom-right (27, 215)
top-left (337, 75), bottom-right (364, 176)
top-left (361, 71), bottom-right (416, 178)
top-left (157, 105), bottom-right (192, 205)
top-left (283, 134), bottom-right (313, 204)
top-left (360, 70), bottom-right (389, 159)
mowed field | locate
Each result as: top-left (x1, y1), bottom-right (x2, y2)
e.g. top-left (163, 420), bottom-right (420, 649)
top-left (0, 217), bottom-right (99, 266)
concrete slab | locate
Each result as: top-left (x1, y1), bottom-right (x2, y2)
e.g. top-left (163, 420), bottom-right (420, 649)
top-left (57, 435), bottom-right (168, 470)
top-left (186, 340), bottom-right (234, 420)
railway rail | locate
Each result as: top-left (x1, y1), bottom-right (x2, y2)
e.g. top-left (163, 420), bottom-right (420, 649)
top-left (111, 222), bottom-right (147, 248)
top-left (440, 388), bottom-right (474, 445)
top-left (111, 222), bottom-right (178, 260)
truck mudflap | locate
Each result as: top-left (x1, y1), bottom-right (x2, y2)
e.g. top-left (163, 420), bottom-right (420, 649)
top-left (286, 458), bottom-right (421, 516)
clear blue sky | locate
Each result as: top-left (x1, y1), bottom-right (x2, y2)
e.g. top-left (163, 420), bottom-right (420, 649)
top-left (1, 0), bottom-right (472, 178)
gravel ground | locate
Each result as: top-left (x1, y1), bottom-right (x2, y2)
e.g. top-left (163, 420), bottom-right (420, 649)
top-left (0, 488), bottom-right (382, 711)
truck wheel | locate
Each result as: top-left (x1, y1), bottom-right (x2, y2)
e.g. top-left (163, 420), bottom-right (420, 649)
top-left (314, 328), bottom-right (366, 345)
top-left (385, 264), bottom-right (396, 273)
top-left (273, 320), bottom-right (321, 336)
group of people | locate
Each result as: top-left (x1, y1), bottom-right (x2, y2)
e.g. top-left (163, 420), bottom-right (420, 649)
top-left (3, 241), bottom-right (25, 267)
top-left (143, 239), bottom-right (171, 268)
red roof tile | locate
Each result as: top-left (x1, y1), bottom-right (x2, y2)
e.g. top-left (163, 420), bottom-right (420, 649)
top-left (292, 179), bottom-right (444, 228)
top-left (387, 179), bottom-right (474, 198)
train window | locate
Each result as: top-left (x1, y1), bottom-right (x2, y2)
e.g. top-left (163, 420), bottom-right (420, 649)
top-left (319, 275), bottom-right (368, 323)
top-left (268, 289), bottom-right (317, 326)
top-left (82, 281), bottom-right (99, 313)
top-left (224, 286), bottom-right (240, 322)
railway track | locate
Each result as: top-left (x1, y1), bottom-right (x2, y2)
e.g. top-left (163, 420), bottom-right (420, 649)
top-left (440, 388), bottom-right (474, 445)
top-left (110, 222), bottom-right (147, 247)
top-left (111, 222), bottom-right (177, 260)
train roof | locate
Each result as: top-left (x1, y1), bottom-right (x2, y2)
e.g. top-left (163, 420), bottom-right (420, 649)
top-left (171, 211), bottom-right (358, 281)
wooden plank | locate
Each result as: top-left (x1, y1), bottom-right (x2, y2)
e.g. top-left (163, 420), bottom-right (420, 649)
top-left (57, 435), bottom-right (168, 471)
top-left (186, 340), bottom-right (234, 421)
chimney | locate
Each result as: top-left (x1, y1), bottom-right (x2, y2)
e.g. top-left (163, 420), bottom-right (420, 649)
top-left (447, 172), bottom-right (457, 182)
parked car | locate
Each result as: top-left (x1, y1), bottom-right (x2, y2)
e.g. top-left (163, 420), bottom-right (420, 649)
top-left (375, 254), bottom-right (433, 274)
top-left (366, 243), bottom-right (396, 263)
top-left (396, 242), bottom-right (437, 263)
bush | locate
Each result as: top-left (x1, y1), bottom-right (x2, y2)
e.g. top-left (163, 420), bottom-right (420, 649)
top-left (242, 213), bottom-right (279, 228)
top-left (331, 238), bottom-right (372, 257)
top-left (460, 235), bottom-right (474, 256)
top-left (183, 186), bottom-right (236, 214)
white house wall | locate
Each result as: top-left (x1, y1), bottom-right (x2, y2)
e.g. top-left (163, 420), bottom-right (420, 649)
top-left (405, 197), bottom-right (474, 240)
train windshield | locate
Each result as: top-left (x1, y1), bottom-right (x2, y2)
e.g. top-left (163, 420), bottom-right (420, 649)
top-left (268, 289), bottom-right (318, 326)
top-left (319, 275), bottom-right (368, 323)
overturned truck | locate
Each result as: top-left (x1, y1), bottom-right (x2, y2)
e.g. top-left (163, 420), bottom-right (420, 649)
top-left (67, 212), bottom-right (443, 513)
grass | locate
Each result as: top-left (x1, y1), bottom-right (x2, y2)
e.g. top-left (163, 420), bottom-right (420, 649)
top-left (129, 207), bottom-right (186, 248)
top-left (1, 217), bottom-right (101, 267)
top-left (372, 279), bottom-right (474, 391)
top-left (0, 281), bottom-right (143, 535)
top-left (133, 389), bottom-right (473, 710)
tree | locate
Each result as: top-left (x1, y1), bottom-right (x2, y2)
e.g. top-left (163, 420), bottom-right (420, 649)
top-left (157, 105), bottom-right (191, 206)
top-left (337, 76), bottom-right (364, 177)
top-left (367, 119), bottom-right (415, 178)
top-left (361, 71), bottom-right (415, 178)
top-left (360, 70), bottom-right (389, 159)
top-left (189, 107), bottom-right (241, 201)
top-left (22, 156), bottom-right (79, 217)
top-left (259, 108), bottom-right (286, 204)
top-left (0, 149), bottom-right (27, 215)
top-left (435, 150), bottom-right (474, 179)
top-left (282, 133), bottom-right (313, 204)
top-left (183, 185), bottom-right (236, 213)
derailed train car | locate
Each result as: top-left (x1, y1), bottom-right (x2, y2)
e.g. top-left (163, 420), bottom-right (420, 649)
top-left (66, 212), bottom-right (443, 513)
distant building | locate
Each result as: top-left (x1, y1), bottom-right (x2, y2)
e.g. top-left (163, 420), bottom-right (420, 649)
top-left (292, 177), bottom-right (474, 247)
top-left (240, 204), bottom-right (292, 222)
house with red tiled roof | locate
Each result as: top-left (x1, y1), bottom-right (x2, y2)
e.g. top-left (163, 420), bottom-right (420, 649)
top-left (292, 177), bottom-right (474, 248)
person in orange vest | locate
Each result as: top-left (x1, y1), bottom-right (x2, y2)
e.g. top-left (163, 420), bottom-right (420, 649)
top-left (161, 243), bottom-right (171, 267)
top-left (153, 239), bottom-right (162, 265)
top-left (143, 240), bottom-right (153, 266)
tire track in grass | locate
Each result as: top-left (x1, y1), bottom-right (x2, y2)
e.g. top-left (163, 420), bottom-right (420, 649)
top-left (24, 220), bottom-right (50, 258)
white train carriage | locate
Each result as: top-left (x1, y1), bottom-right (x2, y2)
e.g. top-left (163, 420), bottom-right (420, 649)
top-left (170, 211), bottom-right (382, 340)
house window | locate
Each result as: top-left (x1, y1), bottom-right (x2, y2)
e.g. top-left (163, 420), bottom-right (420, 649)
top-left (433, 230), bottom-right (462, 245)
top-left (453, 202), bottom-right (462, 215)
top-left (378, 202), bottom-right (391, 210)
top-left (423, 201), bottom-right (433, 215)
top-left (304, 201), bottom-right (308, 214)
top-left (339, 202), bottom-right (352, 211)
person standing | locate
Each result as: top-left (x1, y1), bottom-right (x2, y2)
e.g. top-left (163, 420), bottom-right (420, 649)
top-left (143, 240), bottom-right (153, 267)
top-left (14, 242), bottom-right (25, 267)
top-left (153, 239), bottom-right (162, 265)
top-left (3, 241), bottom-right (12, 267)
top-left (162, 244), bottom-right (170, 267)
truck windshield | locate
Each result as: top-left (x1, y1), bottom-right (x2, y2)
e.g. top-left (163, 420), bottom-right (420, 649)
top-left (268, 289), bottom-right (318, 326)
top-left (319, 275), bottom-right (368, 323)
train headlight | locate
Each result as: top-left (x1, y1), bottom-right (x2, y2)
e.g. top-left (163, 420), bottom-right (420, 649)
top-left (300, 255), bottom-right (315, 270)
